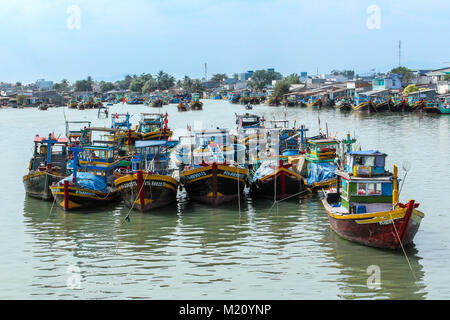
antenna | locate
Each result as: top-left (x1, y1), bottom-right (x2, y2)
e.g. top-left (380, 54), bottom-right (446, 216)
top-left (204, 63), bottom-right (207, 81)
top-left (399, 40), bottom-right (401, 67)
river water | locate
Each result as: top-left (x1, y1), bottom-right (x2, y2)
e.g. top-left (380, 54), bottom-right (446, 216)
top-left (0, 100), bottom-right (448, 299)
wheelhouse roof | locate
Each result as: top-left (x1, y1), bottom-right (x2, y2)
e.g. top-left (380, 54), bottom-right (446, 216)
top-left (34, 136), bottom-right (68, 144)
top-left (348, 150), bottom-right (386, 156)
top-left (135, 140), bottom-right (168, 148)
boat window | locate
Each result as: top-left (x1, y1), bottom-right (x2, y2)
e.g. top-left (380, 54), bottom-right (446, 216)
top-left (368, 183), bottom-right (382, 195)
top-left (357, 183), bottom-right (367, 195)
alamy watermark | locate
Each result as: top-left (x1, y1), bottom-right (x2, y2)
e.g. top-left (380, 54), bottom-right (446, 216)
top-left (366, 265), bottom-right (381, 290)
top-left (66, 265), bottom-right (81, 289)
top-left (67, 5), bottom-right (81, 30)
top-left (366, 5), bottom-right (381, 29)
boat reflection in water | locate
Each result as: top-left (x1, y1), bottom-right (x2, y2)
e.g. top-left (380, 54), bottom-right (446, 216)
top-left (324, 227), bottom-right (426, 299)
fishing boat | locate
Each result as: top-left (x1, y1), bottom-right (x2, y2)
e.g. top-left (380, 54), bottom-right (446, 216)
top-left (65, 121), bottom-right (92, 144)
top-left (179, 129), bottom-right (248, 206)
top-left (177, 100), bottom-right (189, 112)
top-left (229, 92), bottom-right (241, 104)
top-left (440, 99), bottom-right (450, 114)
top-left (266, 95), bottom-right (281, 106)
top-left (322, 150), bottom-right (424, 249)
top-left (38, 105), bottom-right (48, 111)
top-left (306, 97), bottom-right (322, 108)
top-left (373, 98), bottom-right (394, 112)
top-left (235, 113), bottom-right (265, 129)
top-left (423, 101), bottom-right (441, 114)
top-left (335, 97), bottom-right (352, 111)
top-left (114, 140), bottom-right (179, 211)
top-left (248, 121), bottom-right (308, 200)
top-left (190, 93), bottom-right (203, 110)
top-left (150, 97), bottom-right (163, 108)
top-left (97, 106), bottom-right (109, 118)
top-left (111, 113), bottom-right (141, 153)
top-left (23, 134), bottom-right (69, 200)
top-left (67, 99), bottom-right (78, 109)
top-left (351, 95), bottom-right (375, 112)
top-left (284, 96), bottom-right (297, 107)
top-left (136, 113), bottom-right (173, 141)
top-left (50, 145), bottom-right (121, 210)
top-left (408, 97), bottom-right (426, 112)
top-left (250, 157), bottom-right (305, 200)
top-left (391, 97), bottom-right (409, 112)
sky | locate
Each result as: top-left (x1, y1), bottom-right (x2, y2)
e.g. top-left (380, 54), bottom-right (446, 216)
top-left (0, 0), bottom-right (449, 84)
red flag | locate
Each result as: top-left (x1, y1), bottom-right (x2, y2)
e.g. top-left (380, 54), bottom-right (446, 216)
top-left (123, 97), bottom-right (126, 103)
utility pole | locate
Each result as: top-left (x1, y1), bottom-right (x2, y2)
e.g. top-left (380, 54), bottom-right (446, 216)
top-left (399, 40), bottom-right (401, 67)
top-left (204, 63), bottom-right (207, 81)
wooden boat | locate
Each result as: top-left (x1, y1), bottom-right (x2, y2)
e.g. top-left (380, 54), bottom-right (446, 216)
top-left (137, 113), bottom-right (173, 140)
top-left (284, 96), bottom-right (297, 107)
top-left (351, 96), bottom-right (375, 112)
top-left (392, 98), bottom-right (409, 112)
top-left (335, 97), bottom-right (352, 111)
top-left (178, 101), bottom-right (189, 112)
top-left (97, 106), bottom-right (109, 118)
top-left (423, 102), bottom-right (441, 114)
top-left (301, 134), bottom-right (354, 191)
top-left (229, 92), bottom-right (241, 104)
top-left (322, 151), bottom-right (424, 249)
top-left (440, 100), bottom-right (450, 114)
top-left (38, 105), bottom-right (48, 111)
top-left (374, 98), bottom-right (393, 112)
top-left (65, 121), bottom-right (92, 144)
top-left (266, 96), bottom-right (281, 106)
top-left (110, 113), bottom-right (141, 154)
top-left (235, 113), bottom-right (264, 129)
top-left (50, 145), bottom-right (120, 210)
top-left (67, 100), bottom-right (78, 109)
top-left (190, 93), bottom-right (203, 110)
top-left (306, 97), bottom-right (322, 108)
top-left (151, 98), bottom-right (163, 108)
top-left (179, 129), bottom-right (248, 206)
top-left (23, 134), bottom-right (69, 200)
top-left (408, 98), bottom-right (426, 112)
top-left (114, 140), bottom-right (179, 211)
top-left (250, 158), bottom-right (304, 200)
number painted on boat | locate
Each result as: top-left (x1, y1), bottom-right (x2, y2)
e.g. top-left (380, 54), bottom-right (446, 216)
top-left (185, 171), bottom-right (207, 181)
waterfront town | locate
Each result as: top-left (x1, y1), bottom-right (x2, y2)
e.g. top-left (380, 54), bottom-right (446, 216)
top-left (1, 66), bottom-right (449, 113)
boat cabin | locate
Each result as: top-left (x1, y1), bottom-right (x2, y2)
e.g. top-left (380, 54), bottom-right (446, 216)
top-left (65, 121), bottom-right (91, 144)
top-left (305, 138), bottom-right (340, 162)
top-left (137, 113), bottom-right (165, 133)
top-left (131, 140), bottom-right (178, 174)
top-left (111, 113), bottom-right (131, 130)
top-left (334, 151), bottom-right (397, 214)
top-left (235, 113), bottom-right (264, 128)
top-left (30, 135), bottom-right (68, 171)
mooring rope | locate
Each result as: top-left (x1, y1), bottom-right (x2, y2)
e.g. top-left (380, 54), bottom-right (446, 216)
top-left (388, 207), bottom-right (418, 283)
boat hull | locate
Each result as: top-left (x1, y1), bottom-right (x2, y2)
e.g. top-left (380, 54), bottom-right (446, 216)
top-left (323, 199), bottom-right (424, 249)
top-left (114, 173), bottom-right (178, 211)
top-left (50, 184), bottom-right (119, 211)
top-left (251, 166), bottom-right (304, 200)
top-left (23, 170), bottom-right (66, 200)
top-left (180, 164), bottom-right (248, 206)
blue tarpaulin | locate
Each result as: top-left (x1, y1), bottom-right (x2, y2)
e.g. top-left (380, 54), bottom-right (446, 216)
top-left (307, 162), bottom-right (336, 185)
top-left (60, 172), bottom-right (108, 193)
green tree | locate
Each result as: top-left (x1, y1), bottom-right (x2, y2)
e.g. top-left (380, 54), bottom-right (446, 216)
top-left (247, 69), bottom-right (283, 90)
top-left (129, 78), bottom-right (145, 92)
top-left (15, 82), bottom-right (22, 87)
top-left (285, 73), bottom-right (301, 85)
top-left (211, 73), bottom-right (227, 82)
top-left (100, 81), bottom-right (116, 93)
top-left (273, 80), bottom-right (290, 97)
top-left (233, 73), bottom-right (239, 80)
top-left (155, 70), bottom-right (175, 90)
top-left (74, 79), bottom-right (92, 92)
top-left (444, 74), bottom-right (450, 81)
top-left (142, 78), bottom-right (158, 93)
top-left (390, 67), bottom-right (414, 85)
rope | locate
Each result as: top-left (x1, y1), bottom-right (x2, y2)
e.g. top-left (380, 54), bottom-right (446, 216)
top-left (387, 207), bottom-right (418, 283)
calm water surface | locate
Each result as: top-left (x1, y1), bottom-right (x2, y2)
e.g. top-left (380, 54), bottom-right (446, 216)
top-left (0, 100), bottom-right (448, 299)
